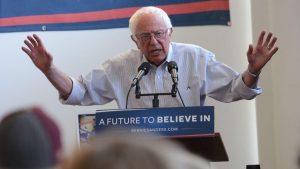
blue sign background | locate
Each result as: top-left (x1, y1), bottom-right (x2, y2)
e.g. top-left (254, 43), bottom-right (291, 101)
top-left (95, 106), bottom-right (214, 136)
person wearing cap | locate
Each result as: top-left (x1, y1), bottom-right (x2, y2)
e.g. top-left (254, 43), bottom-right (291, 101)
top-left (0, 107), bottom-right (62, 169)
top-left (21, 6), bottom-right (278, 109)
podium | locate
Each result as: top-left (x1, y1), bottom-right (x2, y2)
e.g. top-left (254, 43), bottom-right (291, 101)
top-left (78, 106), bottom-right (229, 163)
top-left (171, 133), bottom-right (228, 162)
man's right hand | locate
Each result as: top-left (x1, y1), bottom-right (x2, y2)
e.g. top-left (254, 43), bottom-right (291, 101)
top-left (22, 34), bottom-right (53, 74)
top-left (21, 34), bottom-right (73, 100)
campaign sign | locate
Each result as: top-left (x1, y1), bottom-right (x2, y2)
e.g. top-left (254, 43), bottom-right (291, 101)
top-left (95, 106), bottom-right (214, 137)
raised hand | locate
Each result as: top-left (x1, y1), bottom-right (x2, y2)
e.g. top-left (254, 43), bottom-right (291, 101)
top-left (21, 34), bottom-right (72, 99)
top-left (22, 34), bottom-right (53, 73)
top-left (247, 31), bottom-right (279, 75)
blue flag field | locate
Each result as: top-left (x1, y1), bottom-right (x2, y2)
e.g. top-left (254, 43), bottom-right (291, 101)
top-left (0, 0), bottom-right (230, 32)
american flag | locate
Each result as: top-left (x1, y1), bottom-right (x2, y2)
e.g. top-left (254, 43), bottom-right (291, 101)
top-left (0, 0), bottom-right (230, 33)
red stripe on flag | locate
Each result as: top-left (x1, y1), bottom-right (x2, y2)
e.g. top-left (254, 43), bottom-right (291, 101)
top-left (162, 0), bottom-right (229, 15)
top-left (0, 1), bottom-right (229, 27)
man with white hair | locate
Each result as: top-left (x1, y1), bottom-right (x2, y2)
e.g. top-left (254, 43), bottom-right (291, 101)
top-left (22, 6), bottom-right (278, 108)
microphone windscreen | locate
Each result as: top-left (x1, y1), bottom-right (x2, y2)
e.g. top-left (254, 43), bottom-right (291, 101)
top-left (138, 62), bottom-right (151, 75)
top-left (167, 61), bottom-right (178, 73)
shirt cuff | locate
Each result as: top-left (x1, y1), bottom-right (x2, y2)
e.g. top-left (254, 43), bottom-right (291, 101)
top-left (59, 77), bottom-right (86, 105)
top-left (236, 75), bottom-right (262, 99)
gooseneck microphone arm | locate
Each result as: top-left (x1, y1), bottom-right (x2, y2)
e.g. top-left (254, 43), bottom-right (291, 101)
top-left (126, 61), bottom-right (186, 108)
top-left (168, 61), bottom-right (178, 85)
top-left (168, 61), bottom-right (179, 97)
top-left (126, 62), bottom-right (151, 109)
top-left (168, 61), bottom-right (185, 107)
top-left (131, 62), bottom-right (151, 87)
top-left (135, 61), bottom-right (185, 108)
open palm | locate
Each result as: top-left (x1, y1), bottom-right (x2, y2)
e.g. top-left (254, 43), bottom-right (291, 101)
top-left (247, 31), bottom-right (278, 74)
top-left (22, 34), bottom-right (53, 73)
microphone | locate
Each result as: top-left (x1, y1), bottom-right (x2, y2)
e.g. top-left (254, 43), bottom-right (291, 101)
top-left (167, 61), bottom-right (178, 84)
top-left (131, 62), bottom-right (151, 87)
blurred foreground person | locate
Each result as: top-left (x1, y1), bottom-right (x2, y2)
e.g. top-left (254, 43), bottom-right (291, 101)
top-left (63, 132), bottom-right (210, 169)
top-left (0, 107), bottom-right (62, 169)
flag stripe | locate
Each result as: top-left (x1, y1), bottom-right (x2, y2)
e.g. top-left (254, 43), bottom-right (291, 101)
top-left (0, 1), bottom-right (229, 27)
top-left (0, 0), bottom-right (218, 17)
top-left (0, 11), bottom-right (229, 33)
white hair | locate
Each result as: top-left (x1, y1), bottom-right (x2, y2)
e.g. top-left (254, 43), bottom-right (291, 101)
top-left (66, 132), bottom-right (210, 169)
top-left (129, 6), bottom-right (172, 35)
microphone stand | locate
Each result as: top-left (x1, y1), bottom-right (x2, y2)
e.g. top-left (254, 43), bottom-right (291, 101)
top-left (135, 81), bottom-right (177, 108)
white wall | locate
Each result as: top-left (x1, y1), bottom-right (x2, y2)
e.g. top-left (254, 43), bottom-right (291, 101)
top-left (252, 0), bottom-right (300, 169)
top-left (0, 1), bottom-right (261, 169)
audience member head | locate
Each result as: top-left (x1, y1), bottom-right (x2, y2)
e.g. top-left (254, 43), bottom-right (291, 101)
top-left (64, 132), bottom-right (209, 169)
top-left (0, 107), bottom-right (62, 169)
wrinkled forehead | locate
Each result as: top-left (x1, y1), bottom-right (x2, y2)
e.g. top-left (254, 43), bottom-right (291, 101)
top-left (135, 13), bottom-right (168, 34)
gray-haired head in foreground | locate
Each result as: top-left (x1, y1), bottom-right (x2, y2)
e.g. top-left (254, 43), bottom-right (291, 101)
top-left (65, 132), bottom-right (209, 169)
top-left (129, 6), bottom-right (173, 35)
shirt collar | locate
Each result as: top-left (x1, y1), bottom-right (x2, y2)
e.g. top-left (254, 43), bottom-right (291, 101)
top-left (165, 43), bottom-right (174, 63)
top-left (163, 43), bottom-right (174, 71)
top-left (140, 42), bottom-right (173, 70)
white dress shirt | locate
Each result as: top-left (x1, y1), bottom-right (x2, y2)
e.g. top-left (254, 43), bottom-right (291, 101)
top-left (61, 42), bottom-right (262, 109)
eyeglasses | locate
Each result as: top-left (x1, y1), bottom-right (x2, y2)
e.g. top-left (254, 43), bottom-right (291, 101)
top-left (134, 28), bottom-right (170, 43)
